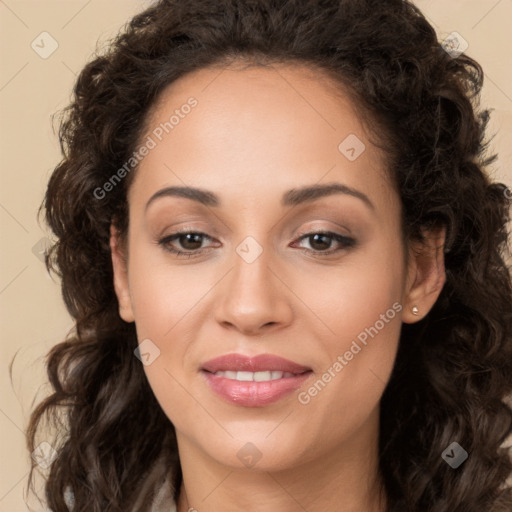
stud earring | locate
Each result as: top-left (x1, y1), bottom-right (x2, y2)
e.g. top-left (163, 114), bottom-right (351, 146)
top-left (412, 306), bottom-right (419, 316)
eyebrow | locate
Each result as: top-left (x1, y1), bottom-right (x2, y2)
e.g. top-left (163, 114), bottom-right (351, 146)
top-left (145, 182), bottom-right (375, 212)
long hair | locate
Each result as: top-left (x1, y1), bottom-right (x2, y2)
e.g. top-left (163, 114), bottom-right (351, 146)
top-left (26, 1), bottom-right (512, 510)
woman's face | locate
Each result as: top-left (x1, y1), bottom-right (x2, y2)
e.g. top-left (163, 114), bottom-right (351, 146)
top-left (111, 63), bottom-right (430, 473)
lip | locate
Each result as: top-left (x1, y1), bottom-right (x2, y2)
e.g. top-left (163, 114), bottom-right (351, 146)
top-left (202, 353), bottom-right (311, 374)
top-left (201, 353), bottom-right (313, 407)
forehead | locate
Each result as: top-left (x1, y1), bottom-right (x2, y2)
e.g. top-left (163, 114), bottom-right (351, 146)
top-left (128, 62), bottom-right (395, 214)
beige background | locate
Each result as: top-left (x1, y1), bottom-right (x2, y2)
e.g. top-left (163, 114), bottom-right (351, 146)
top-left (1, 1), bottom-right (511, 510)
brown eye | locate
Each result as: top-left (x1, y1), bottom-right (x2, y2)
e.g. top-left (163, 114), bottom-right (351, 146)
top-left (175, 233), bottom-right (204, 250)
top-left (158, 230), bottom-right (214, 257)
top-left (306, 233), bottom-right (333, 251)
top-left (293, 231), bottom-right (356, 255)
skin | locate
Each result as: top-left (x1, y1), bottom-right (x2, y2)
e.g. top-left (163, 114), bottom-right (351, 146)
top-left (110, 62), bottom-right (446, 512)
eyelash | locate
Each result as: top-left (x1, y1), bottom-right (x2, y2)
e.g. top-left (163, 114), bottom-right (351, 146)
top-left (157, 228), bottom-right (356, 259)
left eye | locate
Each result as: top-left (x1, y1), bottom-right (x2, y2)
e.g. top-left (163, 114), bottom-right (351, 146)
top-left (158, 230), bottom-right (355, 258)
top-left (293, 232), bottom-right (356, 254)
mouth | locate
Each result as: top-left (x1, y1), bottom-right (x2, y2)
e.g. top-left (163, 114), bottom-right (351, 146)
top-left (201, 353), bottom-right (313, 407)
top-left (208, 370), bottom-right (298, 381)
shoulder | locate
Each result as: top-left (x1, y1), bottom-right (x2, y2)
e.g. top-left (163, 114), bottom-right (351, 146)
top-left (63, 469), bottom-right (177, 511)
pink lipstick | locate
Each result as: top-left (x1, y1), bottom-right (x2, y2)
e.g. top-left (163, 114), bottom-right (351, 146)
top-left (201, 354), bottom-right (312, 407)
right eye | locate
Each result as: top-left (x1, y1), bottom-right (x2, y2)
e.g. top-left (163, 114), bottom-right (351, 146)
top-left (158, 230), bottom-right (217, 258)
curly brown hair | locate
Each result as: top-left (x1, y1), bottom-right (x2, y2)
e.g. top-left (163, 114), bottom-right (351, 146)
top-left (26, 0), bottom-right (512, 511)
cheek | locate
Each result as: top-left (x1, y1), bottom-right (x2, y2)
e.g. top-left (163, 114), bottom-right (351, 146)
top-left (126, 252), bottom-right (199, 428)
top-left (294, 236), bottom-right (404, 416)
top-left (298, 232), bottom-right (405, 346)
top-left (127, 245), bottom-right (208, 338)
top-left (292, 284), bottom-right (402, 448)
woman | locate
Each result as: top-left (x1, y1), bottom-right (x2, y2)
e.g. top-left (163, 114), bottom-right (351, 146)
top-left (27, 0), bottom-right (512, 510)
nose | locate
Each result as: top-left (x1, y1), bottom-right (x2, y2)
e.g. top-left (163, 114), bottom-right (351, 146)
top-left (214, 246), bottom-right (294, 336)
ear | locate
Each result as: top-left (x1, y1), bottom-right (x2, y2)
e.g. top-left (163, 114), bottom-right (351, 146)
top-left (110, 223), bottom-right (135, 323)
top-left (402, 225), bottom-right (446, 324)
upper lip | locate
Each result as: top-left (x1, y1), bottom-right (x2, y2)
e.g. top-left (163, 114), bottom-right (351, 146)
top-left (202, 354), bottom-right (312, 374)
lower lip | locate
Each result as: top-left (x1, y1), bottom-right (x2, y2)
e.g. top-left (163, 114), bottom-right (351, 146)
top-left (201, 371), bottom-right (312, 407)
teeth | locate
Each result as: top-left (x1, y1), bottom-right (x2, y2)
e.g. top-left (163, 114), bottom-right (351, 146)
top-left (213, 370), bottom-right (295, 381)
